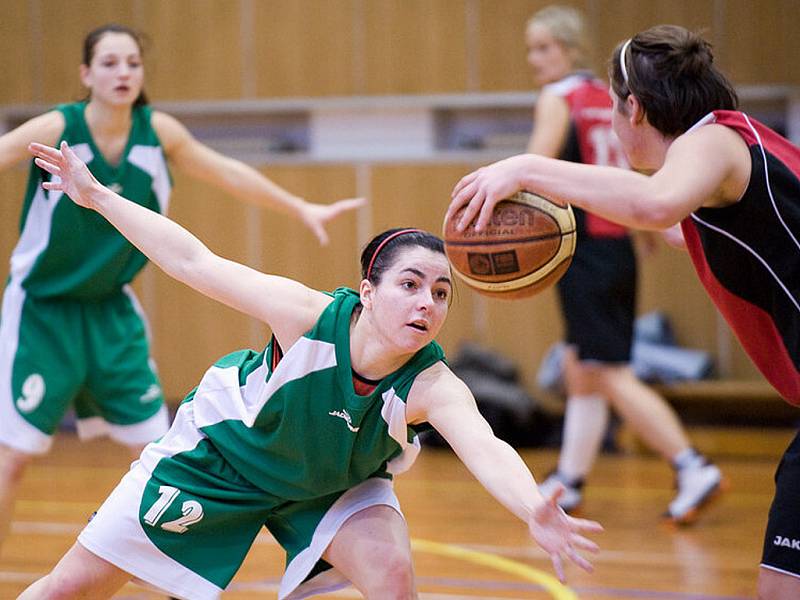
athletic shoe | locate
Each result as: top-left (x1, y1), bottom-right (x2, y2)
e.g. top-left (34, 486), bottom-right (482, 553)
top-left (538, 472), bottom-right (583, 513)
top-left (665, 462), bottom-right (724, 525)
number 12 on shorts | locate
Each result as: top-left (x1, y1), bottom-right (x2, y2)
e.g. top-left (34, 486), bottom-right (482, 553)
top-left (143, 485), bottom-right (204, 533)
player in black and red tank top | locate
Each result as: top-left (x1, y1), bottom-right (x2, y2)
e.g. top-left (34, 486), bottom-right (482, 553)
top-left (450, 23), bottom-right (800, 599)
top-left (523, 5), bottom-right (721, 525)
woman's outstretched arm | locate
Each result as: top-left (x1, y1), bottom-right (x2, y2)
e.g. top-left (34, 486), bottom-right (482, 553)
top-left (29, 141), bottom-right (329, 347)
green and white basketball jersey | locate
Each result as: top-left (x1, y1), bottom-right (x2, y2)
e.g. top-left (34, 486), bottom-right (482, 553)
top-left (11, 102), bottom-right (171, 299)
top-left (186, 287), bottom-right (445, 501)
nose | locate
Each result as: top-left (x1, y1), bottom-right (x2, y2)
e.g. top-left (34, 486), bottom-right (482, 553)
top-left (417, 289), bottom-right (435, 311)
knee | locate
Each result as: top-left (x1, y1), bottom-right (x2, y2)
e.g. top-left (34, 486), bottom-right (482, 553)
top-left (362, 548), bottom-right (415, 599)
top-left (757, 567), bottom-right (799, 600)
top-left (18, 572), bottom-right (74, 599)
top-left (0, 445), bottom-right (31, 484)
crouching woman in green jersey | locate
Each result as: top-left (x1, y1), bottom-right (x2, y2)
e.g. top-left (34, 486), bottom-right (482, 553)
top-left (20, 141), bottom-right (602, 600)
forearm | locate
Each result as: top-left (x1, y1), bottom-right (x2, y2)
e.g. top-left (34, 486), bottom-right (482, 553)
top-left (88, 183), bottom-right (212, 284)
top-left (458, 435), bottom-right (545, 523)
top-left (516, 154), bottom-right (680, 229)
top-left (197, 154), bottom-right (306, 218)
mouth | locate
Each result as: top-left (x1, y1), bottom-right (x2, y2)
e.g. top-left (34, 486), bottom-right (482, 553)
top-left (114, 85), bottom-right (131, 93)
top-left (407, 320), bottom-right (429, 332)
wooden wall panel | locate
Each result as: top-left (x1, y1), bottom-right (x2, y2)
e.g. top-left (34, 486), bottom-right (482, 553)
top-left (477, 0), bottom-right (590, 92)
top-left (254, 164), bottom-right (360, 290)
top-left (137, 0), bottom-right (243, 100)
top-left (38, 0), bottom-right (139, 104)
top-left (0, 169), bottom-right (27, 283)
top-left (0, 2), bottom-right (35, 105)
top-left (591, 0), bottom-right (716, 70)
top-left (253, 0), bottom-right (357, 98)
top-left (363, 0), bottom-right (468, 94)
top-left (722, 0), bottom-right (800, 85)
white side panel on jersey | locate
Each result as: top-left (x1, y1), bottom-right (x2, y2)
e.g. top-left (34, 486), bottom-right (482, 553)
top-left (9, 144), bottom-right (93, 283)
top-left (127, 145), bottom-right (172, 214)
top-left (137, 401), bottom-right (206, 475)
top-left (192, 337), bottom-right (338, 429)
top-left (381, 387), bottom-right (421, 475)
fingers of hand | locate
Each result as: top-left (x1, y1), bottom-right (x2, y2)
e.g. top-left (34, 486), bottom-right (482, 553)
top-left (569, 516), bottom-right (604, 533)
top-left (452, 171), bottom-right (478, 199)
top-left (314, 225), bottom-right (330, 246)
top-left (29, 143), bottom-right (62, 163)
top-left (571, 533), bottom-right (600, 554)
top-left (455, 188), bottom-right (483, 231)
top-left (565, 545), bottom-right (594, 573)
top-left (550, 554), bottom-right (566, 584)
top-left (34, 158), bottom-right (60, 177)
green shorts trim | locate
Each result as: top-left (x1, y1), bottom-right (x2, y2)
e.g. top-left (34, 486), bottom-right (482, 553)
top-left (79, 402), bottom-right (402, 599)
top-left (0, 281), bottom-right (167, 453)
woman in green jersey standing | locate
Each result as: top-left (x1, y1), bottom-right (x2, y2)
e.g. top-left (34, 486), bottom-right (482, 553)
top-left (0, 24), bottom-right (363, 551)
top-left (20, 140), bottom-right (602, 599)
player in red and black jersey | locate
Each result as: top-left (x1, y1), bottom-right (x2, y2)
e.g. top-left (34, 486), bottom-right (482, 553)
top-left (523, 5), bottom-right (721, 524)
top-left (450, 23), bottom-right (800, 599)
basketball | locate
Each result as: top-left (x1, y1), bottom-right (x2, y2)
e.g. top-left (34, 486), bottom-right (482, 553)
top-left (443, 191), bottom-right (576, 299)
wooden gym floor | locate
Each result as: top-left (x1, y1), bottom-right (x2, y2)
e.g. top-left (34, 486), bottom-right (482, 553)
top-left (1, 427), bottom-right (795, 599)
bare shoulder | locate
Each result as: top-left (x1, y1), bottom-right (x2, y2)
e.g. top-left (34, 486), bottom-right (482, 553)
top-left (672, 123), bottom-right (751, 205)
top-left (534, 88), bottom-right (568, 115)
top-left (151, 111), bottom-right (191, 151)
top-left (674, 122), bottom-right (748, 159)
top-left (406, 361), bottom-right (473, 423)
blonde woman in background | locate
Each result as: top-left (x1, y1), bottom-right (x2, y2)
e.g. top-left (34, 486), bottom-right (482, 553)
top-left (523, 6), bottom-right (722, 523)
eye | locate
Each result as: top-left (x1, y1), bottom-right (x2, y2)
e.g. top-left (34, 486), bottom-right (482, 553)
top-left (434, 288), bottom-right (450, 301)
top-left (401, 280), bottom-right (418, 290)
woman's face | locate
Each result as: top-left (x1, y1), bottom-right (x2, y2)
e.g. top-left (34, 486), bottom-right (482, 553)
top-left (525, 23), bottom-right (574, 86)
top-left (81, 32), bottom-right (144, 107)
top-left (366, 246), bottom-right (451, 354)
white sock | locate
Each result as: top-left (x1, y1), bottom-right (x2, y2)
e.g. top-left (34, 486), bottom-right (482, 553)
top-left (557, 394), bottom-right (610, 484)
top-left (672, 447), bottom-right (704, 471)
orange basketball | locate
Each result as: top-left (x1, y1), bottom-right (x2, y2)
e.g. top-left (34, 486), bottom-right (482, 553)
top-left (443, 191), bottom-right (576, 299)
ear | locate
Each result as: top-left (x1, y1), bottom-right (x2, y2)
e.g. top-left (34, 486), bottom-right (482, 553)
top-left (627, 94), bottom-right (646, 126)
top-left (359, 279), bottom-right (374, 310)
top-left (79, 64), bottom-right (91, 89)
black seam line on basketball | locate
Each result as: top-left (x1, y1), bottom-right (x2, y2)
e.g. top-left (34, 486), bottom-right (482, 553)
top-left (445, 231), bottom-right (575, 247)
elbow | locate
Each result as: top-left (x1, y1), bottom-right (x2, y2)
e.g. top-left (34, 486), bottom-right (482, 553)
top-left (629, 189), bottom-right (685, 230)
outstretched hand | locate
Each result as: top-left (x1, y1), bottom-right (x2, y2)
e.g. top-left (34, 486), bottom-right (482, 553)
top-left (528, 483), bottom-right (603, 583)
top-left (447, 154), bottom-right (537, 232)
top-left (29, 141), bottom-right (101, 209)
top-left (298, 197), bottom-right (367, 246)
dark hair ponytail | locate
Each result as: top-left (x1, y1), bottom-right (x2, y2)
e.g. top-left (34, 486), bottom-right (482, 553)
top-left (610, 25), bottom-right (737, 137)
top-left (82, 23), bottom-right (149, 107)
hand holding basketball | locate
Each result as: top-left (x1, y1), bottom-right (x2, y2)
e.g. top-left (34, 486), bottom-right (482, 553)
top-left (448, 154), bottom-right (542, 232)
